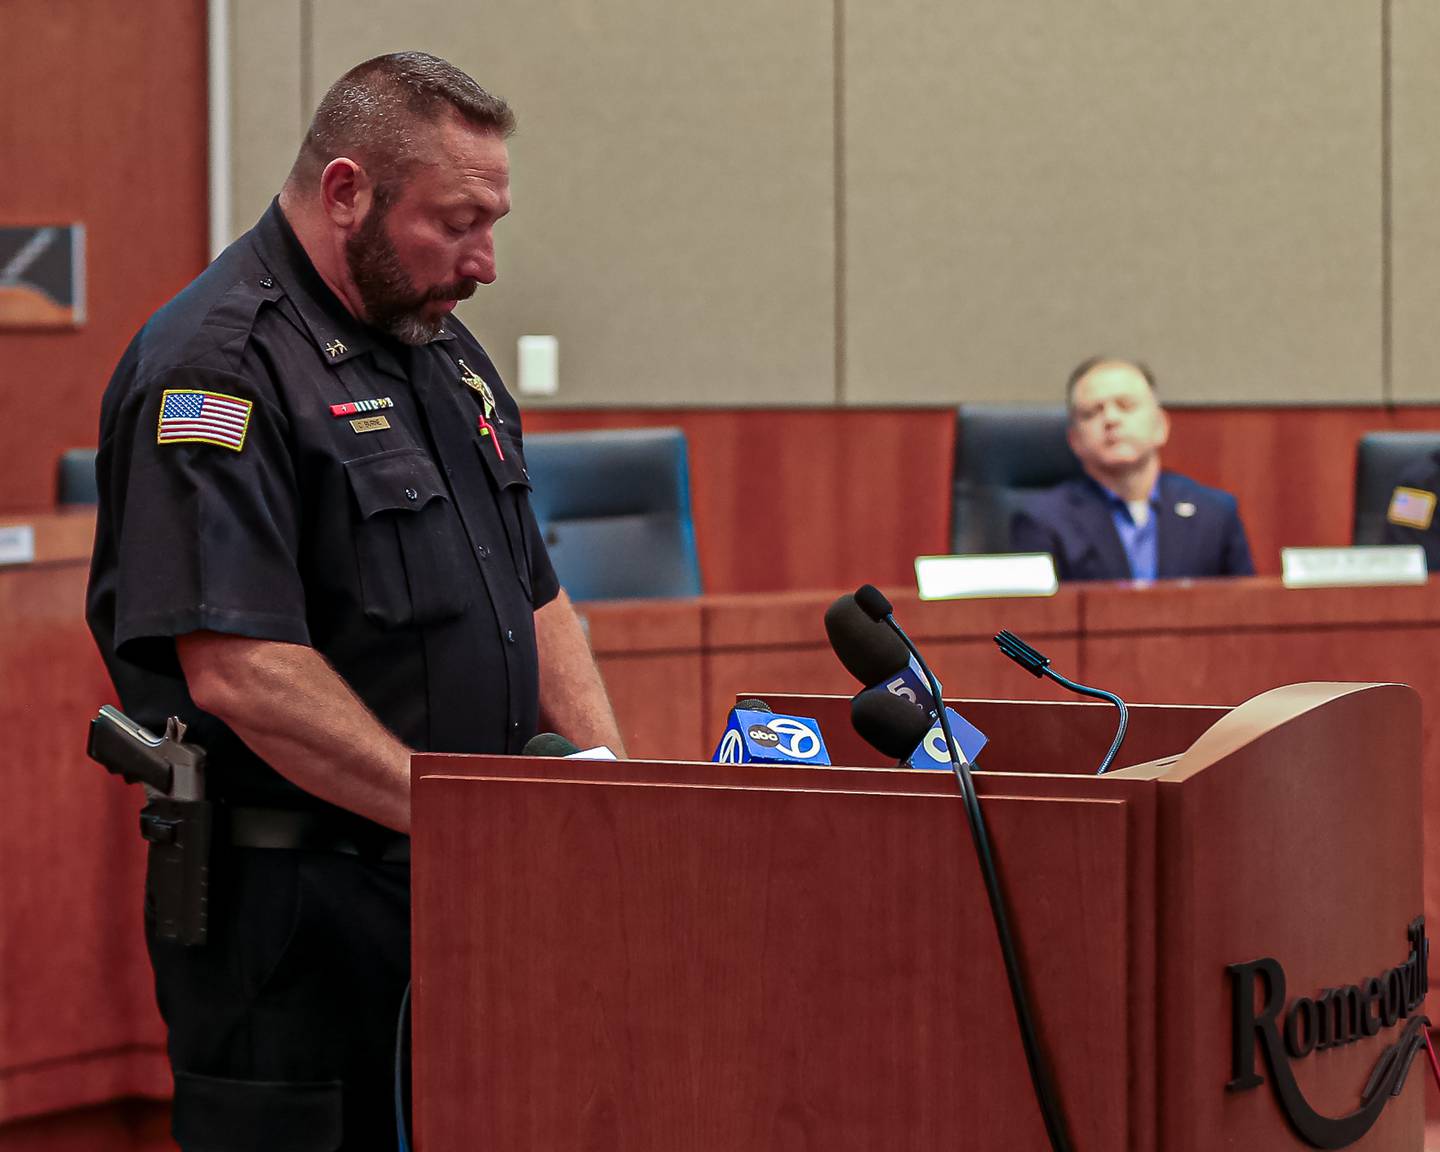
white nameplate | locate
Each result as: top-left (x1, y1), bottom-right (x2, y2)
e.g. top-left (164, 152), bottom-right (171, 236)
top-left (914, 552), bottom-right (1059, 600)
top-left (0, 525), bottom-right (36, 566)
top-left (1281, 545), bottom-right (1428, 589)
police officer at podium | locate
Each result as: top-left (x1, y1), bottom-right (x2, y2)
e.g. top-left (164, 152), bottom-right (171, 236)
top-left (86, 52), bottom-right (623, 1150)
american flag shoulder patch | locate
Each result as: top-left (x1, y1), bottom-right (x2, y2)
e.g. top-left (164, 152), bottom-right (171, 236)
top-left (157, 388), bottom-right (254, 452)
top-left (1387, 485), bottom-right (1437, 531)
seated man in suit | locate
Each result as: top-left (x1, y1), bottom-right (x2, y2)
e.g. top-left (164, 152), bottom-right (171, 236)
top-left (1011, 356), bottom-right (1255, 581)
top-left (1381, 448), bottom-right (1440, 567)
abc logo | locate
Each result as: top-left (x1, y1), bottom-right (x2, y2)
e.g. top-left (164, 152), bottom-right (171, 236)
top-left (716, 729), bottom-right (744, 763)
top-left (767, 718), bottom-right (822, 761)
top-left (747, 724), bottom-right (781, 747)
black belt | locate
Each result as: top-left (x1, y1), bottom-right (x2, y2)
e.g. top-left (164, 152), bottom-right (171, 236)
top-left (227, 806), bottom-right (410, 863)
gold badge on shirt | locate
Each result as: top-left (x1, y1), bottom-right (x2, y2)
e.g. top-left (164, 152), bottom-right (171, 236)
top-left (1387, 486), bottom-right (1437, 530)
top-left (456, 358), bottom-right (497, 420)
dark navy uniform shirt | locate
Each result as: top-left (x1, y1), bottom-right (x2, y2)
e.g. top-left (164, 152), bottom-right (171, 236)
top-left (87, 201), bottom-right (559, 813)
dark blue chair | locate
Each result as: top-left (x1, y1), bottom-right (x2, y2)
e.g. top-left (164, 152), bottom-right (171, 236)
top-left (950, 406), bottom-right (1082, 554)
top-left (1352, 431), bottom-right (1440, 544)
top-left (523, 427), bottom-right (702, 601)
top-left (56, 447), bottom-right (99, 505)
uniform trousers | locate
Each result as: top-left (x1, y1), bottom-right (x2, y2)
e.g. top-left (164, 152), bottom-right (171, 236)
top-left (147, 844), bottom-right (411, 1152)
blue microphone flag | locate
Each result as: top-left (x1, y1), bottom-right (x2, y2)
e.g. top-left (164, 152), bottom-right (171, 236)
top-left (875, 656), bottom-right (942, 713)
top-left (712, 709), bottom-right (831, 766)
top-left (907, 707), bottom-right (988, 769)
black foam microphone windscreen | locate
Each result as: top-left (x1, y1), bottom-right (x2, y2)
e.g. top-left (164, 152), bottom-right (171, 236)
top-left (823, 594), bottom-right (910, 685)
top-left (850, 685), bottom-right (933, 761)
top-left (523, 732), bottom-right (581, 757)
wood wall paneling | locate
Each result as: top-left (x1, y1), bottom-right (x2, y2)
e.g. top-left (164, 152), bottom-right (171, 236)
top-left (0, 0), bottom-right (208, 514)
top-left (0, 559), bottom-right (165, 1126)
top-left (1161, 405), bottom-right (1440, 574)
top-left (11, 400), bottom-right (1436, 595)
top-left (524, 408), bottom-right (957, 594)
top-left (584, 598), bottom-right (704, 760)
top-left (843, 1), bottom-right (1383, 407)
top-left (523, 404), bottom-right (1440, 595)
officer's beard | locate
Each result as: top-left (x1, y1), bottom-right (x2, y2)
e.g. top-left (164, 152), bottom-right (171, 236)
top-left (346, 200), bottom-right (477, 346)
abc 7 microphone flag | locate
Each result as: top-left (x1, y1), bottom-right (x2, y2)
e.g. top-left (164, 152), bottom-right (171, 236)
top-left (712, 708), bottom-right (831, 766)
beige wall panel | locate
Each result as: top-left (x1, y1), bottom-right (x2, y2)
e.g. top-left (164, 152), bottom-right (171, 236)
top-left (844, 1), bottom-right (1383, 407)
top-left (300, 0), bottom-right (835, 406)
top-left (228, 0), bottom-right (305, 241)
top-left (1391, 1), bottom-right (1440, 405)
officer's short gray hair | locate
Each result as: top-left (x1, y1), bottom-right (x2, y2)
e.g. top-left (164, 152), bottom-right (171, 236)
top-left (289, 52), bottom-right (515, 194)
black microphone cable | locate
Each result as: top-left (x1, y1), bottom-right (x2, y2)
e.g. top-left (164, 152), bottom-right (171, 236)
top-left (994, 630), bottom-right (1129, 775)
top-left (394, 981), bottom-right (412, 1152)
top-left (852, 585), bottom-right (1074, 1152)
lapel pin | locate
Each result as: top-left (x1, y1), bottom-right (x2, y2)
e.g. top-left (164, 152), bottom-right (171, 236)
top-left (1175, 501), bottom-right (1197, 518)
top-left (457, 358), bottom-right (502, 424)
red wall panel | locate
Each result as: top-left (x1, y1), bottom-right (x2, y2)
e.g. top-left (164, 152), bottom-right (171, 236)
top-left (526, 404), bottom-right (1440, 591)
top-left (0, 0), bottom-right (209, 514)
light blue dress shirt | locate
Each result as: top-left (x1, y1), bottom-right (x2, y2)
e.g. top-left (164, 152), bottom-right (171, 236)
top-left (1095, 479), bottom-right (1160, 581)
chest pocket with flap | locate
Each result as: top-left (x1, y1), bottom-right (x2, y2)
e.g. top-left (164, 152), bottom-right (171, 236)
top-left (343, 448), bottom-right (471, 627)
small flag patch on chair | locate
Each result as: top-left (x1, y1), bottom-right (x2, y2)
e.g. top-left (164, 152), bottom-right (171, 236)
top-left (1387, 486), bottom-right (1436, 531)
top-left (156, 389), bottom-right (253, 451)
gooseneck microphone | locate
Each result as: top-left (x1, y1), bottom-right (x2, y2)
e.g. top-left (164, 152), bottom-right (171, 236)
top-left (851, 585), bottom-right (1075, 1152)
top-left (995, 630), bottom-right (1129, 775)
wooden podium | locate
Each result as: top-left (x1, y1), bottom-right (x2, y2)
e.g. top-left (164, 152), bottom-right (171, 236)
top-left (411, 683), bottom-right (1425, 1152)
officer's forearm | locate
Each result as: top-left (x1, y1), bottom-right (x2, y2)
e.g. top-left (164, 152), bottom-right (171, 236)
top-left (176, 631), bottom-right (412, 833)
top-left (535, 589), bottom-right (627, 756)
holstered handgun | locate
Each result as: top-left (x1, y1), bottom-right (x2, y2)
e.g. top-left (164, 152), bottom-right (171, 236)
top-left (87, 705), bottom-right (211, 946)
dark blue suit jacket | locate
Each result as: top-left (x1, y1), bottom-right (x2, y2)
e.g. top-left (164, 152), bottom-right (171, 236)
top-left (1010, 472), bottom-right (1254, 581)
